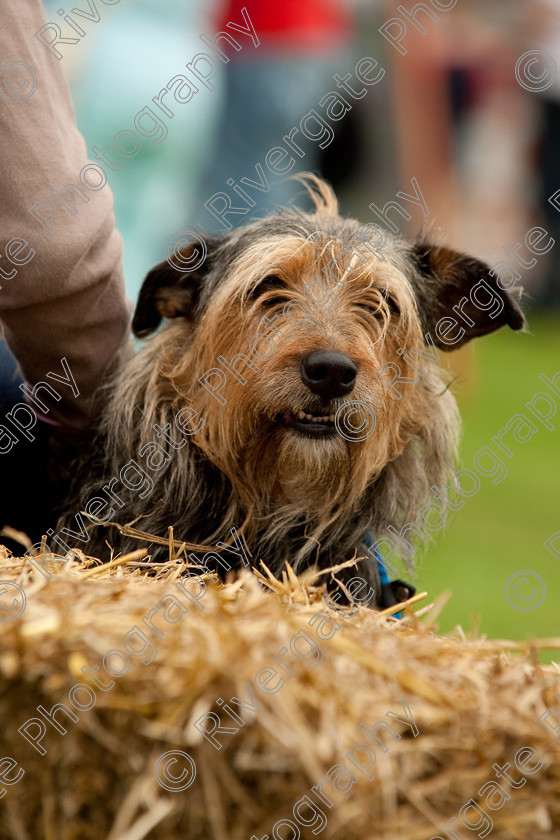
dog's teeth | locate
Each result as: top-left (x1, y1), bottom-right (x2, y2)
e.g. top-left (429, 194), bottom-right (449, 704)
top-left (329, 414), bottom-right (335, 422)
top-left (298, 411), bottom-right (305, 420)
top-left (305, 413), bottom-right (313, 421)
top-left (322, 416), bottom-right (329, 422)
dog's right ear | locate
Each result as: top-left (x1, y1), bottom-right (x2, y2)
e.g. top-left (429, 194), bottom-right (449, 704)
top-left (132, 235), bottom-right (220, 337)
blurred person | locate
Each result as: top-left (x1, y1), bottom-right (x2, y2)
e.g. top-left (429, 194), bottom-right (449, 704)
top-left (0, 2), bottom-right (133, 545)
top-left (193, 0), bottom-right (356, 231)
top-left (384, 0), bottom-right (530, 258)
top-left (523, 0), bottom-right (560, 306)
top-left (383, 0), bottom-right (531, 396)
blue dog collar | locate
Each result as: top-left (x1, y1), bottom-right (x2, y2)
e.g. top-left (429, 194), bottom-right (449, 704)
top-left (363, 531), bottom-right (403, 618)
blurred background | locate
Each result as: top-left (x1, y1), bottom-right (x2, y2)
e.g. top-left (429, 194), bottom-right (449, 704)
top-left (46, 0), bottom-right (560, 647)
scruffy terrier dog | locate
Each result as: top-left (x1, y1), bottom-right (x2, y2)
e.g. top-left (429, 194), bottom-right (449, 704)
top-left (59, 177), bottom-right (524, 608)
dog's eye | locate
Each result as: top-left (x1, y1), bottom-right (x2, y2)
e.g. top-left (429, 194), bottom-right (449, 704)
top-left (249, 275), bottom-right (289, 307)
top-left (379, 289), bottom-right (400, 315)
top-left (358, 292), bottom-right (400, 318)
top-left (384, 294), bottom-right (400, 315)
top-left (358, 303), bottom-right (383, 316)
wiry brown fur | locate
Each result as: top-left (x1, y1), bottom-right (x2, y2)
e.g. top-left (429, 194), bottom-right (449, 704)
top-left (58, 176), bottom-right (525, 604)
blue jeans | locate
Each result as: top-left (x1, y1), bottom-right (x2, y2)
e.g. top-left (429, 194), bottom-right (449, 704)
top-left (194, 52), bottom-right (349, 230)
top-left (0, 341), bottom-right (55, 548)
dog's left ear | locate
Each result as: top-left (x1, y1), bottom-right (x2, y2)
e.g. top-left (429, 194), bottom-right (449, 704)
top-left (410, 241), bottom-right (526, 350)
top-left (132, 235), bottom-right (220, 337)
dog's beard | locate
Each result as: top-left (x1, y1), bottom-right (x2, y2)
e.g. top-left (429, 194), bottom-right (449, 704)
top-left (233, 416), bottom-right (356, 517)
top-left (274, 427), bottom-right (349, 508)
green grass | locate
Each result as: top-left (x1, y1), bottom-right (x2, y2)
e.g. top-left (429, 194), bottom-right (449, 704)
top-left (409, 310), bottom-right (560, 655)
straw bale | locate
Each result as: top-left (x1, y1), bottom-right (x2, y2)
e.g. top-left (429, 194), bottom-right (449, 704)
top-left (0, 545), bottom-right (559, 840)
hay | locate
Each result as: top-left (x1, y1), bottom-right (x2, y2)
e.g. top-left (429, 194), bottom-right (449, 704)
top-left (1, 545), bottom-right (559, 840)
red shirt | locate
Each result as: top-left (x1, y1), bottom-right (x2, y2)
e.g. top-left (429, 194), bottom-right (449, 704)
top-left (217, 0), bottom-right (353, 53)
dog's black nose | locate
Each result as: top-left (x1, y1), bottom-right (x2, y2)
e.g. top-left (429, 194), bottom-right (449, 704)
top-left (300, 350), bottom-right (357, 398)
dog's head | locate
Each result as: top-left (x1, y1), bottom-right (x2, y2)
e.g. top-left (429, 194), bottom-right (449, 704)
top-left (131, 177), bottom-right (524, 520)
